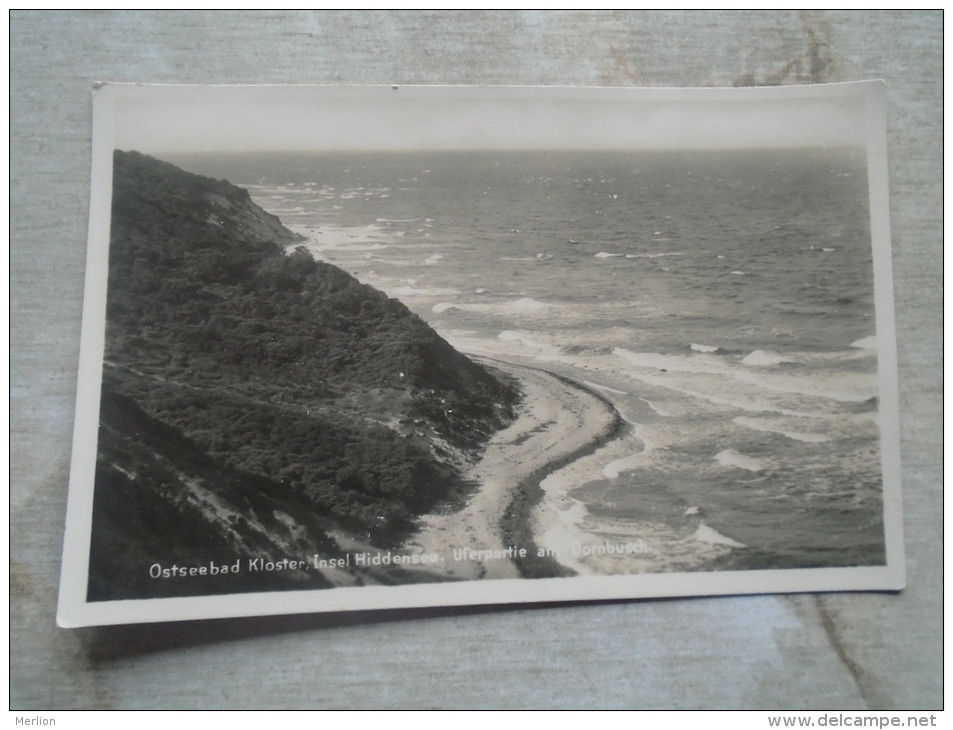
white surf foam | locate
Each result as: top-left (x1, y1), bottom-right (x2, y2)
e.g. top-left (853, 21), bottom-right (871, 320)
top-left (715, 449), bottom-right (764, 472)
top-left (614, 348), bottom-right (731, 375)
top-left (430, 297), bottom-right (554, 319)
top-left (497, 330), bottom-right (562, 356)
top-left (581, 380), bottom-right (627, 396)
top-left (733, 416), bottom-right (831, 443)
top-left (618, 366), bottom-right (822, 419)
top-left (851, 335), bottom-right (877, 350)
top-left (392, 286), bottom-right (459, 297)
top-left (733, 370), bottom-right (877, 403)
top-left (742, 350), bottom-right (793, 366)
top-left (510, 297), bottom-right (548, 311)
top-left (694, 523), bottom-right (746, 548)
top-left (602, 454), bottom-right (643, 479)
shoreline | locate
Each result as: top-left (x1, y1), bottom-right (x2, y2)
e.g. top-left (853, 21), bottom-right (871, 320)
top-left (497, 368), bottom-right (628, 578)
top-left (404, 356), bottom-right (625, 581)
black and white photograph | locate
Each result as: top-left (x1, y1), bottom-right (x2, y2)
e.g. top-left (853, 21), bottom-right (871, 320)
top-left (57, 82), bottom-right (903, 626)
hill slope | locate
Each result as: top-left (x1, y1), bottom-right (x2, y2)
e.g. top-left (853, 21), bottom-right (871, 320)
top-left (89, 150), bottom-right (519, 600)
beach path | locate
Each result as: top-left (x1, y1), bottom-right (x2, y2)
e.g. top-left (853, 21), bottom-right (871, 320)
top-left (405, 358), bottom-right (618, 580)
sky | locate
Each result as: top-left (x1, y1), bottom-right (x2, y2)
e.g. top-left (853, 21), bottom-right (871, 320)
top-left (100, 82), bottom-right (878, 154)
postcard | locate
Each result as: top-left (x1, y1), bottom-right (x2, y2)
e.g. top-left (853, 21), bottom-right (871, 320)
top-left (57, 82), bottom-right (903, 627)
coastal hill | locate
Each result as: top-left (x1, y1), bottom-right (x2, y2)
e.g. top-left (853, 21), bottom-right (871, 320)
top-left (89, 150), bottom-right (519, 600)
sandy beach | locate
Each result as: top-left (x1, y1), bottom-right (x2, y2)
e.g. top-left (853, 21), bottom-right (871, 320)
top-left (404, 357), bottom-right (621, 580)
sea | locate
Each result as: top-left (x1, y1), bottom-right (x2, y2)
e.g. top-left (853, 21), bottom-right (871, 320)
top-left (168, 148), bottom-right (886, 574)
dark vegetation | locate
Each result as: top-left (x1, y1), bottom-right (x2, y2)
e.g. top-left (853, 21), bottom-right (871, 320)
top-left (89, 388), bottom-right (339, 599)
top-left (90, 150), bottom-right (519, 600)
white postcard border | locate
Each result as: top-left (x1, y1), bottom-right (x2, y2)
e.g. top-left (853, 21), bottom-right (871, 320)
top-left (58, 81), bottom-right (904, 628)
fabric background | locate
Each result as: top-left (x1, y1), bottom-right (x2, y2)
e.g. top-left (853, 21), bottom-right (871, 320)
top-left (10, 10), bottom-right (941, 709)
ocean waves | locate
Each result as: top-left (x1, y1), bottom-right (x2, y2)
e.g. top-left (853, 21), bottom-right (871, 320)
top-left (233, 149), bottom-right (884, 573)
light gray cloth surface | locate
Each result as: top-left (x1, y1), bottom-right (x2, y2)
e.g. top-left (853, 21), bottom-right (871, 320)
top-left (10, 10), bottom-right (941, 709)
